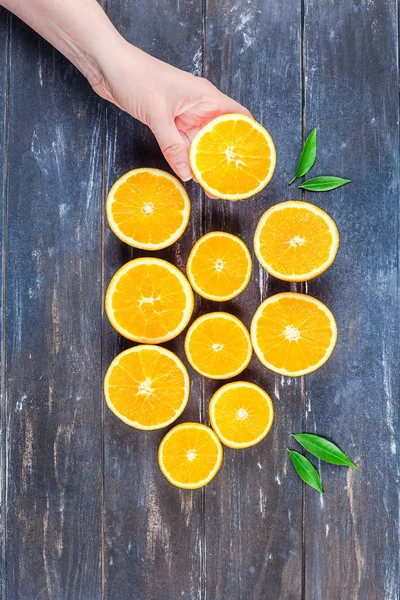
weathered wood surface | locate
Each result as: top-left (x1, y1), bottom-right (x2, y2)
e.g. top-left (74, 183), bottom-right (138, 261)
top-left (2, 16), bottom-right (103, 600)
top-left (203, 1), bottom-right (304, 598)
top-left (0, 0), bottom-right (399, 599)
top-left (102, 2), bottom-right (205, 599)
top-left (0, 9), bottom-right (9, 600)
top-left (303, 1), bottom-right (400, 599)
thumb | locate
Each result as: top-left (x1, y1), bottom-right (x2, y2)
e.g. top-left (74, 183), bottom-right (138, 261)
top-left (151, 118), bottom-right (192, 181)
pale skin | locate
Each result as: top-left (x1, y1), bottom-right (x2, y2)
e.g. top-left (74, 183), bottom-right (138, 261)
top-left (1, 0), bottom-right (251, 187)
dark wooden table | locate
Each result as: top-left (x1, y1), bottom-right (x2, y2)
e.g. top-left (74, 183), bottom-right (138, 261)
top-left (0, 1), bottom-right (399, 598)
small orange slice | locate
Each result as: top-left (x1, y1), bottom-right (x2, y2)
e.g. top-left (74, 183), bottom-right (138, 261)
top-left (186, 232), bottom-right (252, 301)
top-left (254, 201), bottom-right (340, 281)
top-left (251, 292), bottom-right (337, 376)
top-left (104, 345), bottom-right (189, 430)
top-left (209, 382), bottom-right (274, 449)
top-left (184, 312), bottom-right (252, 379)
top-left (105, 258), bottom-right (194, 343)
top-left (107, 168), bottom-right (190, 250)
top-left (158, 422), bottom-right (223, 489)
top-left (189, 113), bottom-right (276, 200)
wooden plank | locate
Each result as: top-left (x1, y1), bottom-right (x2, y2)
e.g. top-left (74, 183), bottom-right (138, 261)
top-left (4, 18), bottom-right (103, 599)
top-left (303, 1), bottom-right (399, 598)
top-left (203, 2), bottom-right (304, 598)
top-left (0, 8), bottom-right (10, 599)
top-left (102, 2), bottom-right (204, 598)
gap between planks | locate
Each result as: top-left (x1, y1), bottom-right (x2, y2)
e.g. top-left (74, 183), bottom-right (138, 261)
top-left (1, 12), bottom-right (12, 600)
top-left (300, 0), bottom-right (307, 597)
top-left (200, 1), bottom-right (207, 598)
top-left (101, 4), bottom-right (108, 600)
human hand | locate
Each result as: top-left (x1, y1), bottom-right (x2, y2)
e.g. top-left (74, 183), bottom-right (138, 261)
top-left (1, 0), bottom-right (250, 187)
top-left (93, 41), bottom-right (251, 185)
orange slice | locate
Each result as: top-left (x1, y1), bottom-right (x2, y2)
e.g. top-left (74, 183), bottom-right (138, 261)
top-left (251, 292), bottom-right (337, 376)
top-left (189, 113), bottom-right (276, 200)
top-left (184, 312), bottom-right (252, 379)
top-left (186, 232), bottom-right (252, 301)
top-left (158, 422), bottom-right (223, 489)
top-left (105, 258), bottom-right (194, 343)
top-left (209, 381), bottom-right (274, 449)
top-left (254, 201), bottom-right (340, 281)
top-left (104, 345), bottom-right (189, 430)
top-left (106, 168), bottom-right (190, 250)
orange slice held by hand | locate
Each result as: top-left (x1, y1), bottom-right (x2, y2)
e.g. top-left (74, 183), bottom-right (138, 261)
top-left (107, 168), bottom-right (190, 250)
top-left (104, 345), bottom-right (189, 430)
top-left (189, 113), bottom-right (276, 200)
top-left (254, 201), bottom-right (340, 282)
top-left (209, 382), bottom-right (274, 449)
top-left (186, 232), bottom-right (252, 301)
top-left (158, 422), bottom-right (223, 489)
top-left (184, 312), bottom-right (252, 379)
top-left (251, 292), bottom-right (337, 377)
top-left (105, 257), bottom-right (194, 343)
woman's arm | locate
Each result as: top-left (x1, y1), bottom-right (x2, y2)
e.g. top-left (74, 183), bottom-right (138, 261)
top-left (1, 0), bottom-right (250, 181)
top-left (1, 0), bottom-right (121, 88)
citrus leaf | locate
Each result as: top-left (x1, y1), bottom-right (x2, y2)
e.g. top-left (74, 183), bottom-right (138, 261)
top-left (289, 128), bottom-right (317, 184)
top-left (287, 449), bottom-right (323, 493)
top-left (298, 176), bottom-right (351, 191)
top-left (292, 433), bottom-right (357, 468)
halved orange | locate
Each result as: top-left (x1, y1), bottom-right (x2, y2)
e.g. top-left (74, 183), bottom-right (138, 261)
top-left (105, 258), bottom-right (194, 343)
top-left (158, 422), bottom-right (223, 489)
top-left (189, 113), bottom-right (276, 200)
top-left (209, 382), bottom-right (274, 449)
top-left (186, 232), bottom-right (252, 301)
top-left (104, 345), bottom-right (189, 430)
top-left (184, 312), bottom-right (252, 379)
top-left (107, 168), bottom-right (190, 250)
top-left (251, 292), bottom-right (337, 376)
top-left (254, 201), bottom-right (340, 281)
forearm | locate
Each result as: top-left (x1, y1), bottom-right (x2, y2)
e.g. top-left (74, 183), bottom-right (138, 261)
top-left (1, 0), bottom-right (249, 182)
top-left (0, 0), bottom-right (125, 86)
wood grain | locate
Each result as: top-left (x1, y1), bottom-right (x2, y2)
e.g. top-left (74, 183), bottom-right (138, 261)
top-left (0, 9), bottom-right (10, 600)
top-left (102, 2), bottom-right (205, 598)
top-left (303, 1), bottom-right (400, 598)
top-left (0, 0), bottom-right (399, 598)
top-left (3, 17), bottom-right (103, 599)
top-left (203, 1), bottom-right (304, 598)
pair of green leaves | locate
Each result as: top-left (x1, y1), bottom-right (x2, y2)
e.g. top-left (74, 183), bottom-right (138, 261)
top-left (289, 128), bottom-right (351, 191)
top-left (288, 433), bottom-right (357, 493)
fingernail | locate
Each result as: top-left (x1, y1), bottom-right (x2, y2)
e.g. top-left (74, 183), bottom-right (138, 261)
top-left (176, 163), bottom-right (192, 181)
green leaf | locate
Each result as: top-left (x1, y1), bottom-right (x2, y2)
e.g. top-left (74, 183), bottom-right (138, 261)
top-left (298, 176), bottom-right (351, 191)
top-left (292, 433), bottom-right (357, 469)
top-left (289, 128), bottom-right (317, 184)
top-left (287, 449), bottom-right (323, 493)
